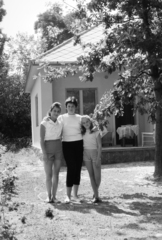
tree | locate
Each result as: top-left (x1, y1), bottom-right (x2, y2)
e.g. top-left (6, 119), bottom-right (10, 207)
top-left (0, 69), bottom-right (31, 138)
top-left (42, 0), bottom-right (162, 177)
top-left (0, 33), bottom-right (44, 139)
top-left (6, 33), bottom-right (44, 84)
top-left (34, 3), bottom-right (74, 51)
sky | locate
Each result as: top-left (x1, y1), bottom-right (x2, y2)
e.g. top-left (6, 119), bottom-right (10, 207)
top-left (1, 0), bottom-right (77, 37)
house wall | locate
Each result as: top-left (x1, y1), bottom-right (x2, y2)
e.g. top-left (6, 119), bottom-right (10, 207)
top-left (52, 72), bottom-right (117, 114)
top-left (31, 75), bottom-right (53, 148)
top-left (41, 78), bottom-right (53, 119)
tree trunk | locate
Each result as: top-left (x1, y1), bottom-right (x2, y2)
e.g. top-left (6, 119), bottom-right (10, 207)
top-left (154, 83), bottom-right (162, 177)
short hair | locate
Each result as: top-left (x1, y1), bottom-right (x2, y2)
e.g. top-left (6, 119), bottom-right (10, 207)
top-left (65, 96), bottom-right (78, 107)
top-left (47, 102), bottom-right (61, 117)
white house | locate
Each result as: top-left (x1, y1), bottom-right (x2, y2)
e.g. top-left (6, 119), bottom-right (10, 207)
top-left (25, 25), bottom-right (154, 149)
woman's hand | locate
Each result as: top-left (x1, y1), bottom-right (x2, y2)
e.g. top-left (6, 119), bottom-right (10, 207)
top-left (92, 126), bottom-right (98, 132)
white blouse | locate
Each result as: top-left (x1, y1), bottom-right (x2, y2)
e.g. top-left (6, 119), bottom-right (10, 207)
top-left (58, 113), bottom-right (82, 142)
top-left (41, 118), bottom-right (62, 141)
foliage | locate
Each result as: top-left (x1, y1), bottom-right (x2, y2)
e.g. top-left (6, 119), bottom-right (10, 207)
top-left (0, 136), bottom-right (32, 152)
top-left (45, 208), bottom-right (54, 219)
top-left (0, 0), bottom-right (7, 53)
top-left (34, 3), bottom-right (74, 51)
top-left (90, 90), bottom-right (111, 131)
top-left (0, 33), bottom-right (45, 140)
top-left (0, 163), bottom-right (18, 240)
top-left (0, 71), bottom-right (31, 138)
top-left (5, 33), bottom-right (44, 83)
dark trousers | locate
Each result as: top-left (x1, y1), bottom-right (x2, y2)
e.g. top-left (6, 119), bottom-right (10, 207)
top-left (62, 140), bottom-right (83, 187)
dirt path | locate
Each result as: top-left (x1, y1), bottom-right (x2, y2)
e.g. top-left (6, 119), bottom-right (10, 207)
top-left (1, 147), bottom-right (162, 240)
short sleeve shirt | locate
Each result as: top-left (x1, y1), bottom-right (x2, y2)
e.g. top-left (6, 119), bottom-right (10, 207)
top-left (83, 130), bottom-right (100, 149)
top-left (41, 118), bottom-right (62, 141)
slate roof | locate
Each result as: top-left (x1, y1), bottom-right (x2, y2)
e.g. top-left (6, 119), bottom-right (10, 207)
top-left (35, 24), bottom-right (104, 64)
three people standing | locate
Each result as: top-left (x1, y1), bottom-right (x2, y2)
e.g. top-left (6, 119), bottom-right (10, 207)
top-left (40, 96), bottom-right (102, 203)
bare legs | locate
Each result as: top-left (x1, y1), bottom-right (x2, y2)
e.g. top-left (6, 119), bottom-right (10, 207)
top-left (44, 160), bottom-right (53, 201)
top-left (85, 161), bottom-right (101, 200)
top-left (92, 161), bottom-right (101, 191)
top-left (52, 160), bottom-right (61, 200)
top-left (65, 185), bottom-right (79, 203)
top-left (73, 185), bottom-right (79, 198)
top-left (43, 159), bottom-right (61, 202)
top-left (65, 187), bottom-right (72, 202)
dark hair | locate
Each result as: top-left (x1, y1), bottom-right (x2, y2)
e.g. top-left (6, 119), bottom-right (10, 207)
top-left (47, 102), bottom-right (61, 117)
top-left (65, 96), bottom-right (78, 107)
top-left (81, 115), bottom-right (94, 135)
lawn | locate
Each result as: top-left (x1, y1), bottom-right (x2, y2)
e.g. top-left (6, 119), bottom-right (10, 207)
top-left (0, 146), bottom-right (162, 240)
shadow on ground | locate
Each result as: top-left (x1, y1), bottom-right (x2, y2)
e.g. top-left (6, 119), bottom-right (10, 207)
top-left (119, 193), bottom-right (162, 224)
top-left (49, 197), bottom-right (138, 217)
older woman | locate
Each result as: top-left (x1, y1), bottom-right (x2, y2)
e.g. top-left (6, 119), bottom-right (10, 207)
top-left (58, 96), bottom-right (83, 203)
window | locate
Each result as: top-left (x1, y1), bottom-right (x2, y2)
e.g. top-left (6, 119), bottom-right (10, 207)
top-left (35, 95), bottom-right (39, 127)
top-left (66, 88), bottom-right (97, 115)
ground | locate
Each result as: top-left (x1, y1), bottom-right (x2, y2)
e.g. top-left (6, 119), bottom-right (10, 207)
top-left (1, 146), bottom-right (162, 240)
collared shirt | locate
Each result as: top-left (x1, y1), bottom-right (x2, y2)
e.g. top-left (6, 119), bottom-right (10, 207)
top-left (41, 118), bottom-right (62, 141)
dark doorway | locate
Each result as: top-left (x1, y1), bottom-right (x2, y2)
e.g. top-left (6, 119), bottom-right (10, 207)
top-left (115, 104), bottom-right (134, 145)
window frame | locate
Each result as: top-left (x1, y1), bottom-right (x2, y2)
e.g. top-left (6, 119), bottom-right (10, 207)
top-left (66, 88), bottom-right (98, 115)
top-left (35, 94), bottom-right (39, 127)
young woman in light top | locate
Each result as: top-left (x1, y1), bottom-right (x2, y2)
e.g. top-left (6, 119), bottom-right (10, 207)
top-left (40, 102), bottom-right (63, 203)
top-left (81, 115), bottom-right (102, 203)
top-left (58, 96), bottom-right (83, 203)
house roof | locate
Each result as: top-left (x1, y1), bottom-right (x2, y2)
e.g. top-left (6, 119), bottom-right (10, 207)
top-left (25, 24), bottom-right (105, 93)
top-left (35, 24), bottom-right (104, 64)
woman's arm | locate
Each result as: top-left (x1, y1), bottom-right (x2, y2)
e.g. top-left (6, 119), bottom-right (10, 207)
top-left (40, 124), bottom-right (48, 161)
top-left (96, 132), bottom-right (102, 166)
top-left (58, 114), bottom-right (63, 139)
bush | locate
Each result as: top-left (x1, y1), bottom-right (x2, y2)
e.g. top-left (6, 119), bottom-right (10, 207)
top-left (0, 136), bottom-right (32, 152)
